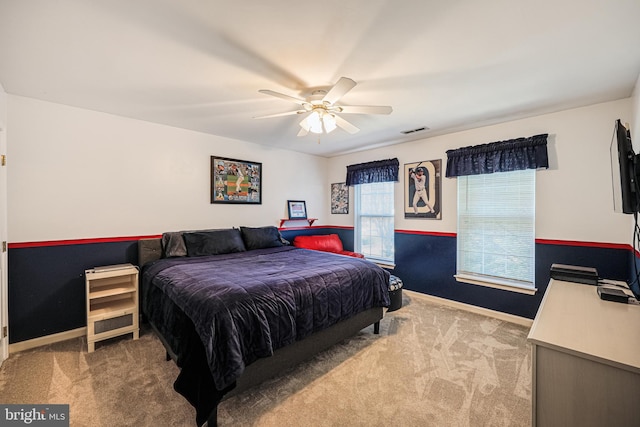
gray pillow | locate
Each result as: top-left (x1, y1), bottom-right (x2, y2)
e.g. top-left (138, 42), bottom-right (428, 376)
top-left (240, 226), bottom-right (284, 251)
top-left (161, 231), bottom-right (187, 257)
top-left (183, 229), bottom-right (247, 257)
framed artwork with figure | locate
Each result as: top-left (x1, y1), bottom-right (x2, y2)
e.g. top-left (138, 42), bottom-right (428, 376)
top-left (211, 156), bottom-right (262, 204)
top-left (404, 159), bottom-right (441, 219)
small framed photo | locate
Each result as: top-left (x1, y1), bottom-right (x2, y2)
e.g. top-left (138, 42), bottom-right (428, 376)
top-left (287, 200), bottom-right (307, 219)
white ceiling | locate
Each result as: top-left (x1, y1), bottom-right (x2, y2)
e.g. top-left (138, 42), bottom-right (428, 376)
top-left (1, 0), bottom-right (639, 157)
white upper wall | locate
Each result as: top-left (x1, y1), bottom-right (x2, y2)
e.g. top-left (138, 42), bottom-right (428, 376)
top-left (6, 95), bottom-right (328, 242)
top-left (0, 82), bottom-right (6, 124)
top-left (6, 91), bottom-right (637, 245)
top-left (328, 98), bottom-right (634, 245)
top-left (0, 83), bottom-right (7, 245)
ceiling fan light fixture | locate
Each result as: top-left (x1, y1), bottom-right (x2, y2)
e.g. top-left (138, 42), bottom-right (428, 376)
top-left (258, 77), bottom-right (392, 137)
top-left (323, 113), bottom-right (337, 133)
top-left (307, 110), bottom-right (323, 134)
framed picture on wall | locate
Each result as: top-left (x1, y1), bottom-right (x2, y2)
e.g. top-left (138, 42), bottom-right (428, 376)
top-left (331, 182), bottom-right (349, 214)
top-left (287, 200), bottom-right (307, 219)
top-left (211, 156), bottom-right (262, 204)
top-left (404, 159), bottom-right (441, 219)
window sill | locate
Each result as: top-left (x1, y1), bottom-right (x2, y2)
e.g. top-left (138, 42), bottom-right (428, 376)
top-left (367, 259), bottom-right (395, 269)
top-left (455, 274), bottom-right (537, 295)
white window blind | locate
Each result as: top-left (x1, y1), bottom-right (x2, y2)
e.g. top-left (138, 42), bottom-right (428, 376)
top-left (456, 169), bottom-right (535, 290)
top-left (355, 182), bottom-right (395, 263)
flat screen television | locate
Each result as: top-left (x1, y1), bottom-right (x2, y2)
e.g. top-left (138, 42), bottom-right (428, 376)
top-left (610, 119), bottom-right (640, 301)
top-left (611, 119), bottom-right (639, 214)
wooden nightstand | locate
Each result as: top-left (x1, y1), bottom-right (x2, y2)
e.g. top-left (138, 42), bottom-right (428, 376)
top-left (85, 264), bottom-right (139, 353)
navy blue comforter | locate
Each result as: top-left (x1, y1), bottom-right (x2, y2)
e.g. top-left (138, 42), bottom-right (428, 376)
top-left (142, 246), bottom-right (389, 391)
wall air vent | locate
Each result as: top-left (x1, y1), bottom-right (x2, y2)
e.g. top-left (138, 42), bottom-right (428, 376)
top-left (401, 126), bottom-right (430, 135)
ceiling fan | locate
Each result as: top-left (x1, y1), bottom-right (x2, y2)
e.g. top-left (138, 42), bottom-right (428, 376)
top-left (255, 77), bottom-right (392, 136)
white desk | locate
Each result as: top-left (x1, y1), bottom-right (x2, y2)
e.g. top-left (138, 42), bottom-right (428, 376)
top-left (527, 279), bottom-right (640, 427)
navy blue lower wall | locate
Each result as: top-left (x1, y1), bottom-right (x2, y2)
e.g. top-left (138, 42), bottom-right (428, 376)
top-left (630, 250), bottom-right (640, 299)
top-left (392, 233), bottom-right (629, 319)
top-left (7, 228), bottom-right (632, 343)
top-left (393, 232), bottom-right (547, 318)
top-left (8, 240), bottom-right (139, 343)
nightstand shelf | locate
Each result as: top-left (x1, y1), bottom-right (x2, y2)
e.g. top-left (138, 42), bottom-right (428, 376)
top-left (89, 297), bottom-right (136, 318)
top-left (85, 264), bottom-right (139, 353)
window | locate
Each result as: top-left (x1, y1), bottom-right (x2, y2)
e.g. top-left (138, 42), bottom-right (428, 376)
top-left (354, 181), bottom-right (394, 264)
top-left (456, 169), bottom-right (536, 294)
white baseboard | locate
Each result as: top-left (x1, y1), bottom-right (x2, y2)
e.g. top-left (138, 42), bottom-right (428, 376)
top-left (404, 290), bottom-right (534, 328)
top-left (9, 327), bottom-right (87, 353)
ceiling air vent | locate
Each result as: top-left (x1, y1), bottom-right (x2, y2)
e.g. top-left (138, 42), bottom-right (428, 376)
top-left (401, 126), bottom-right (429, 135)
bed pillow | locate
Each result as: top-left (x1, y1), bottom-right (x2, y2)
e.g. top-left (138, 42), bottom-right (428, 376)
top-left (183, 228), bottom-right (247, 257)
top-left (240, 226), bottom-right (285, 251)
top-left (161, 231), bottom-right (187, 258)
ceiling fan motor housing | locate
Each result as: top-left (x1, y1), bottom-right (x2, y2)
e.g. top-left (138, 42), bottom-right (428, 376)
top-left (257, 77), bottom-right (392, 136)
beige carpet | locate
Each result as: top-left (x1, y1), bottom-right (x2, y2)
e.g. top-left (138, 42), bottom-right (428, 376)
top-left (0, 292), bottom-right (532, 426)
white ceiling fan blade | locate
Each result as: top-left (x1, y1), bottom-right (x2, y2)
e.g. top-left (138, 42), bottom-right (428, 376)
top-left (337, 105), bottom-right (393, 115)
top-left (335, 115), bottom-right (360, 134)
top-left (322, 77), bottom-right (356, 105)
top-left (297, 127), bottom-right (309, 137)
top-left (253, 110), bottom-right (305, 119)
top-left (258, 89), bottom-right (309, 106)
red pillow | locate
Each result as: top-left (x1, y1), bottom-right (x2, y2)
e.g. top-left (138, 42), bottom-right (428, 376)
top-left (293, 234), bottom-right (344, 253)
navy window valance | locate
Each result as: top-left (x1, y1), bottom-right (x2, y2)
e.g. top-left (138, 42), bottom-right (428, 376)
top-left (346, 158), bottom-right (399, 186)
top-left (445, 134), bottom-right (549, 178)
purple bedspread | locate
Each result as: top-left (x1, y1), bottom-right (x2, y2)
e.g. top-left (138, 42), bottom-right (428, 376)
top-left (142, 246), bottom-right (389, 390)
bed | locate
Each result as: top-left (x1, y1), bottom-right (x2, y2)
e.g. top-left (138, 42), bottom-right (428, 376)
top-left (138, 226), bottom-right (390, 426)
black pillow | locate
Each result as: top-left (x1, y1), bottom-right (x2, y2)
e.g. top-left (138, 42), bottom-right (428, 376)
top-left (161, 231), bottom-right (187, 258)
top-left (183, 229), bottom-right (247, 257)
top-left (240, 226), bottom-right (284, 251)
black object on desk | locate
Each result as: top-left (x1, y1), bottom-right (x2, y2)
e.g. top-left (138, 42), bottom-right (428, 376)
top-left (550, 263), bottom-right (599, 285)
top-left (597, 286), bottom-right (630, 303)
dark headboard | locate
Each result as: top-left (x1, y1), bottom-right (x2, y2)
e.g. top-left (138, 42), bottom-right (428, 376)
top-left (138, 238), bottom-right (162, 267)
